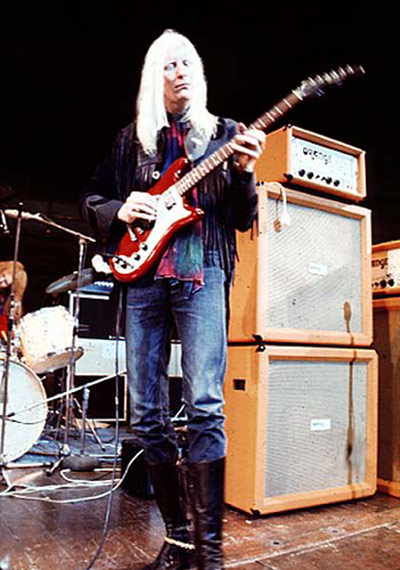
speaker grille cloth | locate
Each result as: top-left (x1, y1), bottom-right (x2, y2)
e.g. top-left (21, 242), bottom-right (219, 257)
top-left (373, 309), bottom-right (400, 482)
top-left (266, 199), bottom-right (363, 332)
top-left (265, 359), bottom-right (367, 497)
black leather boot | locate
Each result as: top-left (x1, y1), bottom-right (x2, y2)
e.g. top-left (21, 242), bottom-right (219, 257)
top-left (143, 462), bottom-right (195, 570)
top-left (187, 458), bottom-right (225, 570)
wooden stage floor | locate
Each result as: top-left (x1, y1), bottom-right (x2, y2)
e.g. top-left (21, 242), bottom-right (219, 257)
top-left (1, 428), bottom-right (400, 570)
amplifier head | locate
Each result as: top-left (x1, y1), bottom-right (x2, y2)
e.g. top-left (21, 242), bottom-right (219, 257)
top-left (255, 125), bottom-right (366, 202)
top-left (372, 240), bottom-right (400, 296)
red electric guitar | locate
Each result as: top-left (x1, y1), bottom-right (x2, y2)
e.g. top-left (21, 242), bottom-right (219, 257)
top-left (109, 64), bottom-right (365, 283)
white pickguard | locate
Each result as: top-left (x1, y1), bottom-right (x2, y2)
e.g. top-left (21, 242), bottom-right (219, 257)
top-left (113, 186), bottom-right (193, 276)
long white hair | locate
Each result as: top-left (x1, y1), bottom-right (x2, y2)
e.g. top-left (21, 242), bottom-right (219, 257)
top-left (136, 29), bottom-right (217, 155)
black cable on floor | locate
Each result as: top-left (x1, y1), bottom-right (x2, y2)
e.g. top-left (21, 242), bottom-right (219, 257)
top-left (83, 285), bottom-right (123, 570)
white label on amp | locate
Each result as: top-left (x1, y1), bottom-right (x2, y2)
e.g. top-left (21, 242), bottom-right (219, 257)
top-left (308, 263), bottom-right (328, 276)
top-left (310, 419), bottom-right (331, 431)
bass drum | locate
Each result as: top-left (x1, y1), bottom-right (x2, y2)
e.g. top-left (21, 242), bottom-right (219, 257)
top-left (0, 354), bottom-right (48, 463)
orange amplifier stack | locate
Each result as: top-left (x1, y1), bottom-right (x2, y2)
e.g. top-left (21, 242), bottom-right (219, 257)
top-left (225, 124), bottom-right (377, 515)
top-left (371, 240), bottom-right (400, 498)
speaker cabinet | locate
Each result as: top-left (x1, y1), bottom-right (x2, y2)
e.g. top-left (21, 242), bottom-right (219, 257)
top-left (373, 297), bottom-right (400, 497)
top-left (255, 125), bottom-right (366, 201)
top-left (224, 344), bottom-right (378, 515)
top-left (229, 184), bottom-right (372, 346)
top-left (69, 291), bottom-right (119, 339)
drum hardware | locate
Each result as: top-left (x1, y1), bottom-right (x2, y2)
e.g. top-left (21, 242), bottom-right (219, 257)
top-left (1, 370), bottom-right (125, 472)
top-left (2, 206), bottom-right (116, 472)
top-left (1, 203), bottom-right (23, 466)
top-left (30, 213), bottom-right (100, 469)
top-left (56, 386), bottom-right (101, 472)
top-left (45, 268), bottom-right (95, 296)
top-left (60, 233), bottom-right (95, 462)
top-left (45, 378), bottom-right (106, 455)
top-left (5, 372), bottom-right (125, 423)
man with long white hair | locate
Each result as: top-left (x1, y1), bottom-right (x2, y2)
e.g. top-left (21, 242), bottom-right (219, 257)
top-left (80, 29), bottom-right (265, 570)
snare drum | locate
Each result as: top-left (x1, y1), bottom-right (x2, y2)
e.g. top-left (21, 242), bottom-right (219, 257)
top-left (0, 354), bottom-right (48, 463)
top-left (18, 306), bottom-right (83, 374)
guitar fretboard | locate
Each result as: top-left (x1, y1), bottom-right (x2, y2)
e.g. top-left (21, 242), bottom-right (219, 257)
top-left (175, 90), bottom-right (302, 196)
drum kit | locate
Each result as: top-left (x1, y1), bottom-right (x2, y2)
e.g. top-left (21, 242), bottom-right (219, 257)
top-left (0, 188), bottom-right (114, 469)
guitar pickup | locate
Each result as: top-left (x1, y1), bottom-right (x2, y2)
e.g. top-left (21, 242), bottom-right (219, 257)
top-left (163, 189), bottom-right (177, 210)
top-left (165, 196), bottom-right (176, 210)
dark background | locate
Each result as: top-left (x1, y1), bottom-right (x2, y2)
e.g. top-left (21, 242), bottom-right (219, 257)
top-left (0, 2), bottom-right (397, 312)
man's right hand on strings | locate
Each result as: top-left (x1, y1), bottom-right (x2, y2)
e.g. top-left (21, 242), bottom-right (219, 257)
top-left (117, 191), bottom-right (158, 223)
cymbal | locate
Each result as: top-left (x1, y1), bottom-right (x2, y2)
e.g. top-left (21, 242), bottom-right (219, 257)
top-left (46, 268), bottom-right (94, 295)
top-left (0, 184), bottom-right (14, 202)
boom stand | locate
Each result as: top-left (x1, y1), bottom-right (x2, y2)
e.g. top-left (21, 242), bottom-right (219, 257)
top-left (32, 221), bottom-right (103, 472)
top-left (59, 236), bottom-right (105, 470)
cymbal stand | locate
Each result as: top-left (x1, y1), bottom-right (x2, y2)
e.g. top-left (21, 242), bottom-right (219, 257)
top-left (0, 204), bottom-right (23, 466)
top-left (61, 259), bottom-right (106, 457)
top-left (62, 236), bottom-right (87, 450)
top-left (45, 228), bottom-right (103, 467)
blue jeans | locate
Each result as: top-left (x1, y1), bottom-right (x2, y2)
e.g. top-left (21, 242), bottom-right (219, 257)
top-left (125, 265), bottom-right (228, 465)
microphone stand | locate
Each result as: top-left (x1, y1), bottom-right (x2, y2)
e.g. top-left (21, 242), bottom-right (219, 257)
top-left (58, 235), bottom-right (102, 472)
top-left (0, 203), bottom-right (23, 466)
top-left (26, 214), bottom-right (104, 472)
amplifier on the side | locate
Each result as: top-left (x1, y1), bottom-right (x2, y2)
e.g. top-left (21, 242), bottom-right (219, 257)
top-left (69, 291), bottom-right (118, 339)
top-left (372, 240), bottom-right (400, 296)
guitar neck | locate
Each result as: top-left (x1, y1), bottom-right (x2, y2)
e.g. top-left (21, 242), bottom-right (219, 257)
top-left (175, 90), bottom-right (302, 197)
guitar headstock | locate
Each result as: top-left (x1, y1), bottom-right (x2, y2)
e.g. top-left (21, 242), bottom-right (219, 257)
top-left (294, 64), bottom-right (365, 100)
